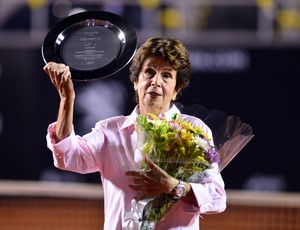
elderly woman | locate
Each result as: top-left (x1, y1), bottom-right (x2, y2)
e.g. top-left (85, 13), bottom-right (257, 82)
top-left (44, 37), bottom-right (226, 230)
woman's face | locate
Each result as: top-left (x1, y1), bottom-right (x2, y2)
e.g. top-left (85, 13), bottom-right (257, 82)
top-left (134, 56), bottom-right (178, 116)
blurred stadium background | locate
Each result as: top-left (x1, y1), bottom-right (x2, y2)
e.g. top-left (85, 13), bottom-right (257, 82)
top-left (0, 0), bottom-right (299, 229)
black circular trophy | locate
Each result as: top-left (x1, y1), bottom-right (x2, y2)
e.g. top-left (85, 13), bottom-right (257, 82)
top-left (42, 11), bottom-right (137, 81)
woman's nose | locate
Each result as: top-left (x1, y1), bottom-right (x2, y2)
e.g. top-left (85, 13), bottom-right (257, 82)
top-left (151, 74), bottom-right (161, 87)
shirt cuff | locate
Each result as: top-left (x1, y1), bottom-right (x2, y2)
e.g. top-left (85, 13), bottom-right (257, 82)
top-left (181, 178), bottom-right (226, 214)
top-left (46, 122), bottom-right (75, 149)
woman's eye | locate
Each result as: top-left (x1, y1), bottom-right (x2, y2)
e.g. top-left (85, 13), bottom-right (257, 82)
top-left (145, 68), bottom-right (155, 77)
top-left (162, 73), bottom-right (171, 79)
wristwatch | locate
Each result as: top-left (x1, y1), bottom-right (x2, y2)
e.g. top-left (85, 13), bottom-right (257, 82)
top-left (173, 180), bottom-right (187, 199)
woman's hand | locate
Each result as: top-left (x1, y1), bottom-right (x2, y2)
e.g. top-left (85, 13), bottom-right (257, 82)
top-left (125, 156), bottom-right (179, 201)
top-left (43, 62), bottom-right (75, 100)
top-left (43, 62), bottom-right (75, 141)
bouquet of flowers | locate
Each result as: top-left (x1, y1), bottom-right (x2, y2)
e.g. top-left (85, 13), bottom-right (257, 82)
top-left (123, 104), bottom-right (254, 230)
top-left (130, 113), bottom-right (220, 229)
top-left (137, 113), bottom-right (220, 181)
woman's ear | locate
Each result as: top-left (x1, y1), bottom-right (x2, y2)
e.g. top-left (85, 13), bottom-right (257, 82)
top-left (134, 81), bottom-right (138, 91)
top-left (172, 89), bottom-right (180, 101)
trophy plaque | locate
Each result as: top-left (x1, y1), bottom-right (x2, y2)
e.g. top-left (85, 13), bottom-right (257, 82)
top-left (42, 11), bottom-right (137, 81)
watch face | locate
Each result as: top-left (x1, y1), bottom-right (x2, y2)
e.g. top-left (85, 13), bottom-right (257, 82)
top-left (176, 187), bottom-right (185, 197)
top-left (174, 182), bottom-right (186, 199)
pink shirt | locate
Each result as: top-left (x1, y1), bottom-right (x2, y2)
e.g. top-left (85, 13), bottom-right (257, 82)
top-left (46, 104), bottom-right (226, 230)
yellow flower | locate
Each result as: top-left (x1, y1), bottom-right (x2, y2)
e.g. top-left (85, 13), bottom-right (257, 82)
top-left (181, 129), bottom-right (193, 140)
